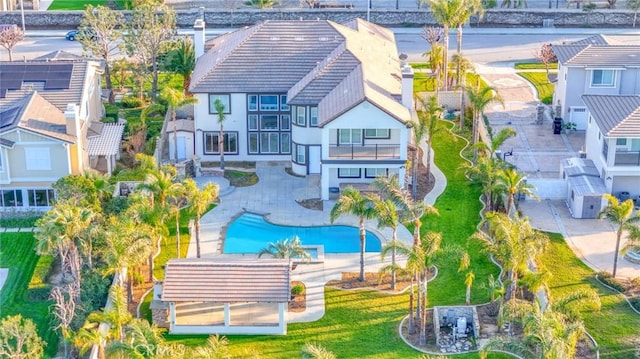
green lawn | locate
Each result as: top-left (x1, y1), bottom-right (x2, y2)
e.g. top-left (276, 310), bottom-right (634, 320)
top-left (514, 62), bottom-right (559, 70)
top-left (48, 0), bottom-right (125, 10)
top-left (0, 216), bottom-right (40, 228)
top-left (541, 233), bottom-right (640, 358)
top-left (0, 232), bottom-right (58, 357)
top-left (517, 71), bottom-right (555, 104)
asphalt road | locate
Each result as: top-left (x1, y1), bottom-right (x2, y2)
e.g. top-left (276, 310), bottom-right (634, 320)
top-left (4, 27), bottom-right (640, 64)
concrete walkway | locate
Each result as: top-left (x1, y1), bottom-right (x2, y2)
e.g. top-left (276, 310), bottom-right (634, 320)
top-left (477, 62), bottom-right (640, 279)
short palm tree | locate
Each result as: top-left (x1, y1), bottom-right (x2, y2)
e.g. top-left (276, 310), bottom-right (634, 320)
top-left (190, 335), bottom-right (232, 359)
top-left (86, 285), bottom-right (132, 343)
top-left (475, 126), bottom-right (517, 158)
top-left (160, 87), bottom-right (199, 162)
top-left (465, 84), bottom-right (504, 157)
top-left (373, 197), bottom-right (405, 290)
top-left (497, 167), bottom-right (538, 217)
top-left (330, 186), bottom-right (377, 282)
top-left (184, 179), bottom-right (219, 258)
top-left (258, 236), bottom-right (311, 261)
top-left (301, 343), bottom-right (336, 359)
top-left (214, 99), bottom-right (227, 171)
top-left (598, 194), bottom-right (640, 277)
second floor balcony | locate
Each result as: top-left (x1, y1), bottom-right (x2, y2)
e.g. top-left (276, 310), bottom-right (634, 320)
top-left (328, 144), bottom-right (402, 160)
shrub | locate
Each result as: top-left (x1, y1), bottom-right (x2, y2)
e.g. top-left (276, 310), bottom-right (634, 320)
top-left (121, 95), bottom-right (142, 109)
top-left (104, 103), bottom-right (119, 117)
top-left (27, 286), bottom-right (51, 301)
top-left (630, 297), bottom-right (640, 312)
top-left (482, 0), bottom-right (497, 7)
top-left (291, 283), bottom-right (305, 296)
top-left (597, 271), bottom-right (626, 292)
top-left (28, 255), bottom-right (55, 289)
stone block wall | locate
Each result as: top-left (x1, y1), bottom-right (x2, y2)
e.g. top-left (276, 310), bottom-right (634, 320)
top-left (150, 300), bottom-right (170, 328)
top-left (0, 8), bottom-right (636, 29)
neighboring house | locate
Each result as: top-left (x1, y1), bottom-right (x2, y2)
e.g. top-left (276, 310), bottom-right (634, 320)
top-left (581, 94), bottom-right (640, 202)
top-left (552, 34), bottom-right (640, 131)
top-left (0, 51), bottom-right (123, 211)
top-left (188, 18), bottom-right (414, 200)
top-left (156, 258), bottom-right (291, 335)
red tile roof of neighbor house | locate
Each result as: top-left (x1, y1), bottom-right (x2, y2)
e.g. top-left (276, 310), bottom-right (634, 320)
top-left (161, 258), bottom-right (291, 303)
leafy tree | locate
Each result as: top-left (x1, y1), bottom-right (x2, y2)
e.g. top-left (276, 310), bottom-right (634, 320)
top-left (534, 43), bottom-right (558, 82)
top-left (301, 343), bottom-right (336, 359)
top-left (53, 173), bottom-right (104, 212)
top-left (258, 236), bottom-right (311, 261)
top-left (79, 5), bottom-right (124, 104)
top-left (629, 0), bottom-right (640, 27)
top-left (330, 186), bottom-right (377, 281)
top-left (0, 315), bottom-right (45, 359)
top-left (0, 26), bottom-right (24, 61)
top-left (598, 194), bottom-right (640, 277)
top-left (163, 36), bottom-right (196, 94)
top-left (124, 2), bottom-right (177, 100)
top-left (465, 156), bottom-right (510, 211)
top-left (214, 99), bottom-right (227, 171)
top-left (160, 87), bottom-right (199, 162)
top-left (244, 0), bottom-right (278, 8)
top-left (496, 167), bottom-right (538, 216)
top-left (184, 179), bottom-right (219, 258)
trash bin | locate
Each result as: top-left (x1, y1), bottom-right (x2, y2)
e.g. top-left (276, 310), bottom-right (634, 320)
top-left (618, 191), bottom-right (630, 202)
top-left (553, 117), bottom-right (563, 134)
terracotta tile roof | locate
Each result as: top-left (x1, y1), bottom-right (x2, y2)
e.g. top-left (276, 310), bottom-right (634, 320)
top-left (161, 258), bottom-right (291, 303)
top-left (87, 123), bottom-right (124, 156)
top-left (582, 95), bottom-right (640, 138)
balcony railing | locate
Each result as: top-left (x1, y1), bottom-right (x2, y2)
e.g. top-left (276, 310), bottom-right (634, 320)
top-left (614, 150), bottom-right (640, 166)
top-left (328, 144), bottom-right (401, 160)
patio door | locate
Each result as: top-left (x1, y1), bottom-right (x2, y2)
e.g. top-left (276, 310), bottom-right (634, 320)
top-left (309, 146), bottom-right (321, 174)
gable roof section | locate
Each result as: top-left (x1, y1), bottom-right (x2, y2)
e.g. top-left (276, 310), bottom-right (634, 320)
top-left (582, 95), bottom-right (640, 138)
top-left (0, 92), bottom-right (75, 143)
top-left (553, 37), bottom-right (640, 67)
top-left (569, 34), bottom-right (623, 46)
top-left (161, 258), bottom-right (291, 303)
top-left (190, 21), bottom-right (346, 93)
top-left (33, 50), bottom-right (87, 61)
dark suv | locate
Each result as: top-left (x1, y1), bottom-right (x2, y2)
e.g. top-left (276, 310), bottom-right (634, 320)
top-left (65, 29), bottom-right (96, 41)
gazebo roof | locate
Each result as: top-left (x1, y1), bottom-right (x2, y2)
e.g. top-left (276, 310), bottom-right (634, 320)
top-left (161, 258), bottom-right (291, 303)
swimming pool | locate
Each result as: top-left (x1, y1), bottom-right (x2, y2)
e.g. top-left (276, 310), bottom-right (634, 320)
top-left (223, 212), bottom-right (381, 254)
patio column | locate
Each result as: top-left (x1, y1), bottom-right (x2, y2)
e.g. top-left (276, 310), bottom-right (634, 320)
top-left (107, 155), bottom-right (113, 175)
top-left (169, 302), bottom-right (176, 331)
top-left (321, 164), bottom-right (330, 201)
top-left (278, 302), bottom-right (287, 334)
top-left (224, 303), bottom-right (231, 329)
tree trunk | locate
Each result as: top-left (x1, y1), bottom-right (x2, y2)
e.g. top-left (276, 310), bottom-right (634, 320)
top-left (413, 222), bottom-right (421, 248)
top-left (105, 63), bottom-right (115, 104)
top-left (176, 213), bottom-right (181, 259)
top-left (219, 125), bottom-right (225, 171)
top-left (196, 217), bottom-right (202, 258)
top-left (412, 150), bottom-right (418, 200)
top-left (466, 284), bottom-right (471, 305)
top-left (425, 139), bottom-right (432, 186)
top-left (151, 55), bottom-right (159, 101)
top-left (173, 111), bottom-right (178, 162)
top-left (408, 277), bottom-right (416, 334)
top-left (391, 233), bottom-right (397, 291)
top-left (442, 27), bottom-right (449, 92)
top-left (419, 270), bottom-right (428, 346)
top-left (359, 217), bottom-right (366, 282)
top-left (612, 228), bottom-right (622, 277)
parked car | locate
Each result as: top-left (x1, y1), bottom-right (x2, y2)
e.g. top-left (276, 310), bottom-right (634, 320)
top-left (65, 29), bottom-right (95, 41)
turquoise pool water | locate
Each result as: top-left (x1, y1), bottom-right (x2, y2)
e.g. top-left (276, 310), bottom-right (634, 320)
top-left (224, 213), bottom-right (381, 254)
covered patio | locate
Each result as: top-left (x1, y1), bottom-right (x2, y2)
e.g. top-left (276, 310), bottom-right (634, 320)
top-left (87, 122), bottom-right (125, 175)
top-left (160, 258), bottom-right (291, 335)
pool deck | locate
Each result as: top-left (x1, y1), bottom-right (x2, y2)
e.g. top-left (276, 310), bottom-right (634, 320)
top-left (187, 140), bottom-right (445, 323)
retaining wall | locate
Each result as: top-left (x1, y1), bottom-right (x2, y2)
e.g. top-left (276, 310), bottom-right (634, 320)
top-left (0, 8), bottom-right (636, 28)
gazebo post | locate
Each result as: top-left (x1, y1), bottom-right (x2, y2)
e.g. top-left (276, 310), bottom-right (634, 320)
top-left (224, 303), bottom-right (231, 329)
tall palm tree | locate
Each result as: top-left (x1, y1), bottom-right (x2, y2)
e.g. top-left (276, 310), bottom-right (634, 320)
top-left (330, 186), bottom-right (377, 282)
top-left (160, 87), bottom-right (199, 162)
top-left (475, 212), bottom-right (548, 301)
top-left (454, 0), bottom-right (484, 86)
top-left (184, 179), bottom-right (219, 258)
top-left (496, 168), bottom-right (538, 217)
top-left (165, 36), bottom-right (195, 95)
top-left (214, 99), bottom-right (227, 171)
top-left (167, 181), bottom-right (187, 258)
top-left (430, 0), bottom-right (462, 91)
top-left (258, 236), bottom-right (311, 261)
top-left (373, 197), bottom-right (403, 290)
top-left (465, 84), bottom-right (504, 158)
top-left (417, 96), bottom-right (443, 187)
top-left (598, 194), bottom-right (640, 277)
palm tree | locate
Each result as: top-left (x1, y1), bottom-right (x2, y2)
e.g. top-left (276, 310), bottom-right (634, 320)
top-left (330, 186), bottom-right (377, 282)
top-left (190, 335), bottom-right (232, 359)
top-left (214, 99), bottom-right (227, 171)
top-left (598, 194), bottom-right (640, 277)
top-left (458, 252), bottom-right (474, 305)
top-left (301, 343), bottom-right (336, 359)
top-left (373, 197), bottom-right (403, 290)
top-left (74, 322), bottom-right (109, 359)
top-left (422, 26), bottom-right (444, 95)
top-left (497, 168), bottom-right (538, 217)
top-left (465, 84), bottom-right (504, 158)
top-left (475, 212), bottom-right (549, 301)
top-left (430, 0), bottom-right (462, 91)
top-left (454, 0), bottom-right (484, 86)
top-left (107, 319), bottom-right (186, 359)
top-left (164, 36), bottom-right (195, 95)
top-left (184, 179), bottom-right (219, 258)
top-left (137, 163), bottom-right (180, 208)
top-left (86, 285), bottom-right (132, 343)
top-left (465, 155), bottom-right (510, 211)
top-left (475, 126), bottom-right (517, 158)
top-left (161, 87), bottom-right (199, 162)
top-left (258, 236), bottom-right (311, 261)
top-left (167, 181), bottom-right (187, 258)
top-left (417, 96), bottom-right (443, 187)
top-left (244, 0), bottom-right (278, 7)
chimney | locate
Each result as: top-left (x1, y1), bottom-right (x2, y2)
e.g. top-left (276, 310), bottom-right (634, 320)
top-left (194, 15), bottom-right (206, 59)
top-left (64, 104), bottom-right (80, 137)
top-left (401, 64), bottom-right (414, 110)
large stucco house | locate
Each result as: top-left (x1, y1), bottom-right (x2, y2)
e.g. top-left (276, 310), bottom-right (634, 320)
top-left (187, 18), bottom-right (415, 200)
top-left (552, 34), bottom-right (640, 131)
top-left (0, 51), bottom-right (123, 211)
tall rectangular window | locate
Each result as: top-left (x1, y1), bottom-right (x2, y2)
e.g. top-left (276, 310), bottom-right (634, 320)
top-left (591, 70), bottom-right (614, 87)
top-left (248, 95), bottom-right (258, 111)
top-left (248, 133), bottom-right (259, 154)
top-left (294, 144), bottom-right (305, 164)
top-left (260, 133), bottom-right (279, 153)
top-left (310, 107), bottom-right (318, 126)
top-left (280, 115), bottom-right (291, 130)
top-left (281, 133), bottom-right (291, 154)
top-left (25, 148), bottom-right (51, 170)
top-left (208, 94), bottom-right (231, 114)
top-left (248, 115), bottom-right (258, 130)
top-left (280, 95), bottom-right (289, 111)
top-left (296, 107), bottom-right (306, 126)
